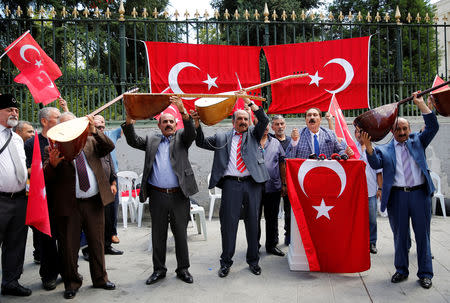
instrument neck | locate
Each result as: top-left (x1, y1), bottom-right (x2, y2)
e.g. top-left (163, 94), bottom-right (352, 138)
top-left (398, 80), bottom-right (450, 106)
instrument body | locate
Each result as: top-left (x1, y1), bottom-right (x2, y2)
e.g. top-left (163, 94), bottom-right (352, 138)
top-left (195, 92), bottom-right (237, 126)
top-left (47, 117), bottom-right (90, 161)
top-left (431, 87), bottom-right (450, 117)
top-left (123, 93), bottom-right (171, 120)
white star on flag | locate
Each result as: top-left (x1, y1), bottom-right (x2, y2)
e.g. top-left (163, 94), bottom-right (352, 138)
top-left (308, 71), bottom-right (323, 87)
top-left (35, 60), bottom-right (43, 68)
top-left (203, 74), bottom-right (218, 90)
top-left (312, 199), bottom-right (334, 220)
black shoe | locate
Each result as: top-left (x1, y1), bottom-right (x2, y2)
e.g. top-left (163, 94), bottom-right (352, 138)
top-left (82, 248), bottom-right (89, 261)
top-left (176, 269), bottom-right (193, 284)
top-left (63, 289), bottom-right (77, 299)
top-left (249, 264), bottom-right (261, 275)
top-left (104, 246), bottom-right (124, 255)
top-left (146, 272), bottom-right (166, 285)
top-left (218, 266), bottom-right (230, 278)
top-left (94, 281), bottom-right (116, 290)
top-left (42, 279), bottom-right (57, 291)
top-left (370, 243), bottom-right (377, 254)
top-left (419, 277), bottom-right (432, 289)
top-left (391, 272), bottom-right (408, 283)
top-left (1, 284), bottom-right (32, 296)
top-left (267, 246), bottom-right (285, 256)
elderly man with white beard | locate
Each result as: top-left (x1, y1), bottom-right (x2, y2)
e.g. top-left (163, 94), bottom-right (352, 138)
top-left (0, 94), bottom-right (32, 297)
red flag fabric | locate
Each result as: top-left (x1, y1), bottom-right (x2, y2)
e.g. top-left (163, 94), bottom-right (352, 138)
top-left (26, 132), bottom-right (51, 237)
top-left (432, 74), bottom-right (448, 93)
top-left (14, 69), bottom-right (61, 105)
top-left (5, 32), bottom-right (62, 105)
top-left (286, 159), bottom-right (370, 273)
top-left (144, 42), bottom-right (261, 112)
top-left (154, 104), bottom-right (185, 130)
top-left (5, 32), bottom-right (62, 79)
top-left (328, 94), bottom-right (360, 159)
top-left (263, 36), bottom-right (371, 113)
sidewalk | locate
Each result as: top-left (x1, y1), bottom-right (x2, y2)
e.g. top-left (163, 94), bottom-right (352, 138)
top-left (3, 216), bottom-right (450, 303)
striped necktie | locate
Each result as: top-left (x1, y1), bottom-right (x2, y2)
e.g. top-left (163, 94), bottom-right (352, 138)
top-left (236, 133), bottom-right (247, 173)
top-left (401, 143), bottom-right (414, 187)
top-left (75, 151), bottom-right (90, 192)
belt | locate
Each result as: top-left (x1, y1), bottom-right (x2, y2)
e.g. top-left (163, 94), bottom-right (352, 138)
top-left (391, 184), bottom-right (426, 192)
top-left (76, 193), bottom-right (100, 201)
top-left (149, 184), bottom-right (180, 194)
top-left (223, 175), bottom-right (252, 182)
top-left (0, 189), bottom-right (26, 199)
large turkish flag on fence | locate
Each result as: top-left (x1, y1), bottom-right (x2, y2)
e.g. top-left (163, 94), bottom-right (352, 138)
top-left (286, 159), bottom-right (370, 273)
top-left (144, 42), bottom-right (261, 112)
top-left (5, 32), bottom-right (62, 105)
top-left (263, 36), bottom-right (371, 114)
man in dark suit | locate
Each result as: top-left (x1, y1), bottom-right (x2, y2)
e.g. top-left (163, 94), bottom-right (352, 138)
top-left (361, 92), bottom-right (438, 289)
top-left (0, 94), bottom-right (31, 297)
top-left (191, 91), bottom-right (269, 278)
top-left (44, 112), bottom-right (116, 299)
top-left (122, 96), bottom-right (198, 285)
top-left (289, 107), bottom-right (346, 159)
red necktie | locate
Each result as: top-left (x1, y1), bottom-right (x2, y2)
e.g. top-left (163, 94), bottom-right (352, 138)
top-left (236, 133), bottom-right (247, 173)
top-left (75, 151), bottom-right (90, 192)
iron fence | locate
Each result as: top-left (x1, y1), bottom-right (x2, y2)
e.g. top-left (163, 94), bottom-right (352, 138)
top-left (0, 3), bottom-right (448, 123)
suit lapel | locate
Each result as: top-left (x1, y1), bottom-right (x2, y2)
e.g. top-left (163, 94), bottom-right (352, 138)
top-left (388, 140), bottom-right (396, 169)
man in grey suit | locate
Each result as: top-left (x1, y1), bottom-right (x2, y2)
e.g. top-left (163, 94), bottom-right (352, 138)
top-left (191, 91), bottom-right (269, 278)
top-left (122, 96), bottom-right (198, 285)
top-left (289, 107), bottom-right (347, 159)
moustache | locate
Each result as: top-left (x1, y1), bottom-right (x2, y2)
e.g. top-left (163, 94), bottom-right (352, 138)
top-left (239, 123), bottom-right (247, 127)
top-left (165, 126), bottom-right (173, 131)
top-left (308, 119), bottom-right (316, 123)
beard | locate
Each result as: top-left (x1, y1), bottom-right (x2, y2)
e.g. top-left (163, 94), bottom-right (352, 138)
top-left (7, 116), bottom-right (18, 128)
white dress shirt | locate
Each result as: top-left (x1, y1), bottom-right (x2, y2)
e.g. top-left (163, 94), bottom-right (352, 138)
top-left (224, 132), bottom-right (250, 177)
top-left (392, 139), bottom-right (425, 187)
top-left (74, 152), bottom-right (99, 198)
top-left (0, 125), bottom-right (27, 192)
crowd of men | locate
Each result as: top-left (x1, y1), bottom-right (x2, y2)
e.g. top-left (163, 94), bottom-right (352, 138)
top-left (0, 90), bottom-right (439, 299)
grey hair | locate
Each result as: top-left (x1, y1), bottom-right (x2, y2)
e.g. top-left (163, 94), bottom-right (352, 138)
top-left (271, 115), bottom-right (285, 124)
top-left (13, 120), bottom-right (32, 132)
top-left (57, 112), bottom-right (76, 123)
top-left (232, 110), bottom-right (250, 123)
top-left (38, 107), bottom-right (59, 127)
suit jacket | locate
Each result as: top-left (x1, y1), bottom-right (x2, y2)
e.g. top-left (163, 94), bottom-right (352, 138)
top-left (289, 126), bottom-right (345, 159)
top-left (44, 132), bottom-right (115, 217)
top-left (196, 107), bottom-right (270, 189)
top-left (367, 113), bottom-right (439, 212)
top-left (121, 116), bottom-right (198, 202)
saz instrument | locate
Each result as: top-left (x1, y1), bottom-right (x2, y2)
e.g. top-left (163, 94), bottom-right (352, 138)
top-left (195, 73), bottom-right (309, 125)
top-left (354, 80), bottom-right (450, 142)
top-left (47, 88), bottom-right (139, 161)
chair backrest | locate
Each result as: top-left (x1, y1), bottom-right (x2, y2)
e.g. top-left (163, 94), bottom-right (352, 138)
top-left (118, 171), bottom-right (139, 192)
top-left (430, 171), bottom-right (442, 195)
top-left (207, 173), bottom-right (222, 196)
top-left (118, 176), bottom-right (133, 199)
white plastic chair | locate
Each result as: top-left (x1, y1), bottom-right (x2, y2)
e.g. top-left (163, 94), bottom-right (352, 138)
top-left (207, 173), bottom-right (221, 221)
top-left (137, 173), bottom-right (149, 228)
top-left (430, 171), bottom-right (446, 218)
top-left (117, 171), bottom-right (139, 228)
top-left (190, 200), bottom-right (207, 240)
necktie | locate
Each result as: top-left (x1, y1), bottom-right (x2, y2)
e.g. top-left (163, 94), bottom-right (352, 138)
top-left (75, 151), bottom-right (91, 192)
top-left (401, 143), bottom-right (414, 187)
top-left (314, 134), bottom-right (320, 155)
top-left (7, 130), bottom-right (27, 184)
top-left (236, 133), bottom-right (247, 173)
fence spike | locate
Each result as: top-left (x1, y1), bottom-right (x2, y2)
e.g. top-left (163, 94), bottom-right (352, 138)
top-left (433, 14), bottom-right (439, 23)
top-left (72, 7), bottom-right (79, 18)
top-left (83, 7), bottom-right (89, 18)
top-left (425, 13), bottom-right (430, 22)
top-left (348, 11), bottom-right (353, 21)
top-left (301, 10), bottom-right (306, 21)
top-left (163, 10), bottom-right (169, 18)
top-left (395, 6), bottom-right (401, 24)
top-left (234, 9), bottom-right (240, 20)
top-left (384, 12), bottom-right (390, 22)
top-left (204, 9), bottom-right (210, 19)
top-left (195, 9), bottom-right (200, 19)
top-left (272, 10), bottom-right (278, 21)
top-left (131, 7), bottom-right (138, 18)
top-left (338, 11), bottom-right (344, 22)
top-left (291, 10), bottom-right (297, 21)
top-left (4, 5), bottom-right (10, 17)
top-left (153, 8), bottom-right (158, 18)
top-left (328, 12), bottom-right (334, 21)
top-left (174, 10), bottom-right (180, 20)
top-left (94, 7), bottom-right (100, 18)
top-left (27, 6), bottom-right (34, 17)
top-left (264, 3), bottom-right (269, 23)
top-left (39, 6), bottom-right (45, 18)
top-left (254, 9), bottom-right (260, 20)
top-left (16, 6), bottom-right (23, 17)
top-left (105, 7), bottom-right (111, 19)
top-left (224, 9), bottom-right (230, 20)
top-left (375, 11), bottom-right (381, 22)
top-left (406, 12), bottom-right (412, 23)
top-left (366, 12), bottom-right (371, 22)
top-left (119, 0), bottom-right (125, 21)
top-left (357, 11), bottom-right (362, 22)
top-left (309, 11), bottom-right (315, 20)
top-left (214, 9), bottom-right (219, 19)
top-left (416, 13), bottom-right (421, 23)
top-left (244, 9), bottom-right (249, 20)
top-left (50, 7), bottom-right (56, 18)
top-left (184, 9), bottom-right (190, 19)
top-left (282, 10), bottom-right (287, 21)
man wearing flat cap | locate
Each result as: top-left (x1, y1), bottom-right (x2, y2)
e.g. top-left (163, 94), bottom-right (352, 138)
top-left (0, 94), bottom-right (32, 297)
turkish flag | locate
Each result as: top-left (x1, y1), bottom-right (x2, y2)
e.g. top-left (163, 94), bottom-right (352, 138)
top-left (432, 74), bottom-right (448, 93)
top-left (328, 94), bottom-right (360, 159)
top-left (286, 159), bottom-right (370, 273)
top-left (263, 36), bottom-right (371, 113)
top-left (14, 69), bottom-right (60, 105)
top-left (6, 32), bottom-right (62, 105)
top-left (144, 42), bottom-right (261, 112)
top-left (26, 132), bottom-right (51, 237)
top-left (5, 32), bottom-right (62, 79)
top-left (154, 104), bottom-right (184, 130)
